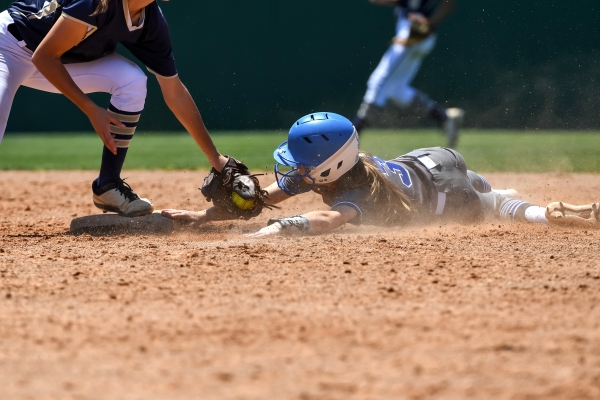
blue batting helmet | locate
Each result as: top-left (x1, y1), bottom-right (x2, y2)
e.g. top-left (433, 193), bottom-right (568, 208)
top-left (274, 112), bottom-right (359, 194)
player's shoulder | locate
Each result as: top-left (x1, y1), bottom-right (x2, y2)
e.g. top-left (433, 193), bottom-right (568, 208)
top-left (61, 0), bottom-right (99, 13)
top-left (60, 0), bottom-right (105, 25)
top-left (146, 0), bottom-right (168, 21)
top-left (138, 0), bottom-right (168, 32)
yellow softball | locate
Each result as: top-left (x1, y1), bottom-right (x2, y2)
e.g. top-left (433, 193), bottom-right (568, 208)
top-left (231, 191), bottom-right (256, 210)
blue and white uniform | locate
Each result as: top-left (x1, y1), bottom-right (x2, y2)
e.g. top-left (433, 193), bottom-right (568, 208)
top-left (0, 0), bottom-right (177, 189)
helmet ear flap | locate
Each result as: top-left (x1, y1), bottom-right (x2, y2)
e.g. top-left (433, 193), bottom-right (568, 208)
top-left (309, 128), bottom-right (360, 184)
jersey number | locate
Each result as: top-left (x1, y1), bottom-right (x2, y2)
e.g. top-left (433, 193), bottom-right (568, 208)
top-left (373, 157), bottom-right (412, 188)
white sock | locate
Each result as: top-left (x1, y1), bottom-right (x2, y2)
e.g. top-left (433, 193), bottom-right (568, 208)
top-left (524, 206), bottom-right (548, 224)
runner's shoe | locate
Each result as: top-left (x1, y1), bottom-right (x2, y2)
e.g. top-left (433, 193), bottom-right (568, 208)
top-left (545, 202), bottom-right (600, 228)
top-left (443, 108), bottom-right (465, 148)
top-left (92, 179), bottom-right (154, 217)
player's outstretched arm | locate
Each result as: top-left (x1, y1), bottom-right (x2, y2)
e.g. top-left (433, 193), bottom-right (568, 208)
top-left (246, 205), bottom-right (358, 237)
top-left (303, 207), bottom-right (358, 233)
top-left (156, 75), bottom-right (228, 171)
top-left (161, 206), bottom-right (234, 225)
top-left (161, 179), bottom-right (293, 225)
top-left (263, 181), bottom-right (294, 205)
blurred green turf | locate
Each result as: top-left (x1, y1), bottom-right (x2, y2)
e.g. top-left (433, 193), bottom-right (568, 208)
top-left (0, 130), bottom-right (599, 172)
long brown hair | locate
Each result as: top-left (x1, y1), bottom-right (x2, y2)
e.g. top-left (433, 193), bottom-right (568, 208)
top-left (92, 0), bottom-right (109, 15)
top-left (332, 153), bottom-right (413, 225)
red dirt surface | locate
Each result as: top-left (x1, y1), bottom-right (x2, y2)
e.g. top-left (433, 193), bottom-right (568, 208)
top-left (1, 171), bottom-right (599, 400)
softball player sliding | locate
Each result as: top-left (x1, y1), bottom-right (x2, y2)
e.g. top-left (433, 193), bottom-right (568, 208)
top-left (353, 0), bottom-right (464, 148)
top-left (0, 0), bottom-right (228, 217)
top-left (162, 113), bottom-right (599, 236)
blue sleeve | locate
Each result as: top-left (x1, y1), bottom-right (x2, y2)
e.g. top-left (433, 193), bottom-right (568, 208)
top-left (61, 0), bottom-right (101, 27)
top-left (278, 172), bottom-right (312, 196)
top-left (331, 201), bottom-right (364, 225)
top-left (123, 4), bottom-right (177, 78)
top-left (327, 188), bottom-right (371, 225)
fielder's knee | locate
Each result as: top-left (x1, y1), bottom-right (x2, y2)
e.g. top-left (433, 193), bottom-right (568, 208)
top-left (389, 86), bottom-right (415, 107)
top-left (110, 64), bottom-right (147, 113)
top-left (0, 115), bottom-right (8, 143)
top-left (107, 63), bottom-right (146, 150)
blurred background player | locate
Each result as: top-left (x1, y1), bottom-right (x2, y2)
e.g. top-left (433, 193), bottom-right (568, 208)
top-left (353, 0), bottom-right (464, 148)
top-left (161, 112), bottom-right (600, 235)
top-left (0, 0), bottom-right (229, 217)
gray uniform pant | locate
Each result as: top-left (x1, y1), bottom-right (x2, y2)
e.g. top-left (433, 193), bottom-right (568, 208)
top-left (403, 147), bottom-right (531, 223)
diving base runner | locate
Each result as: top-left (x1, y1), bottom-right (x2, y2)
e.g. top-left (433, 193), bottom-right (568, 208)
top-left (160, 112), bottom-right (600, 236)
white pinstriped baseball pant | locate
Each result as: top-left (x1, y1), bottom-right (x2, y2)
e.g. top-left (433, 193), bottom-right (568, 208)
top-left (0, 11), bottom-right (147, 143)
top-left (363, 33), bottom-right (436, 107)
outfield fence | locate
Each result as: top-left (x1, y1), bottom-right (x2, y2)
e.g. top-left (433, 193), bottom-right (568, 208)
top-left (2, 0), bottom-right (597, 132)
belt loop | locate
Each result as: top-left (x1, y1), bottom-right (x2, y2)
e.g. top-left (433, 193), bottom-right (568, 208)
top-left (413, 153), bottom-right (446, 216)
top-left (417, 155), bottom-right (438, 170)
top-left (435, 192), bottom-right (446, 215)
top-left (7, 23), bottom-right (27, 49)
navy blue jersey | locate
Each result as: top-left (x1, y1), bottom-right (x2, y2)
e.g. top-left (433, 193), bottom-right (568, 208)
top-left (8, 0), bottom-right (177, 77)
top-left (396, 0), bottom-right (439, 18)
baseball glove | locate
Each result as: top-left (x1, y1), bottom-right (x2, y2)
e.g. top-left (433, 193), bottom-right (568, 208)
top-left (405, 15), bottom-right (432, 46)
top-left (200, 156), bottom-right (272, 220)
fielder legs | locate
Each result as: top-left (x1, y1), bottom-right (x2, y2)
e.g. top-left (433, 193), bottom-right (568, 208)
top-left (0, 11), bottom-right (37, 143)
top-left (0, 9), bottom-right (153, 217)
top-left (23, 53), bottom-right (148, 187)
top-left (21, 55), bottom-right (152, 216)
top-left (354, 35), bottom-right (463, 147)
top-left (365, 36), bottom-right (435, 107)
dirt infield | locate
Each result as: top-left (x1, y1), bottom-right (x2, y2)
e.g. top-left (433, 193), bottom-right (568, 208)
top-left (1, 171), bottom-right (599, 400)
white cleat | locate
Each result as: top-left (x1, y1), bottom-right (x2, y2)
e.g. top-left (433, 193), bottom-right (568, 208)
top-left (492, 189), bottom-right (522, 200)
top-left (546, 202), bottom-right (600, 228)
top-left (92, 179), bottom-right (154, 217)
top-left (443, 108), bottom-right (465, 148)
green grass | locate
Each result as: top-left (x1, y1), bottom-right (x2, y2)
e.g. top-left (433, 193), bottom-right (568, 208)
top-left (1, 129), bottom-right (599, 172)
